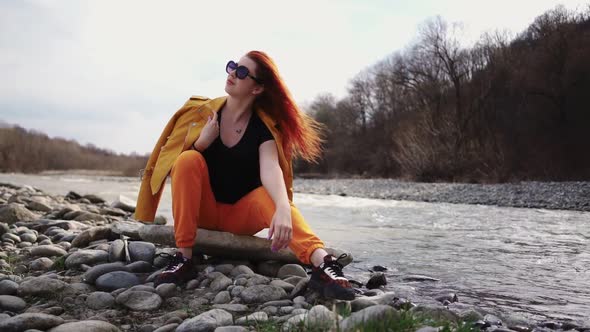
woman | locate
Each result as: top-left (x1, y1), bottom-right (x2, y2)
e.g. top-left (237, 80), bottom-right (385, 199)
top-left (137, 51), bottom-right (354, 300)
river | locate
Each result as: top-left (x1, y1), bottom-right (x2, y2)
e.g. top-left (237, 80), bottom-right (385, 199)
top-left (1, 172), bottom-right (588, 325)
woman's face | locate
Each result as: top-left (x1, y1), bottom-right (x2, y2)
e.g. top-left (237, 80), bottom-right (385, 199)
top-left (224, 55), bottom-right (263, 97)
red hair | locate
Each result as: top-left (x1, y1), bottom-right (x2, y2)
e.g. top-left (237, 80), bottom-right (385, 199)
top-left (247, 50), bottom-right (324, 163)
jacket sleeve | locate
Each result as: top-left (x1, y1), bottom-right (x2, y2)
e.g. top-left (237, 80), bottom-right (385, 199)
top-left (133, 98), bottom-right (195, 222)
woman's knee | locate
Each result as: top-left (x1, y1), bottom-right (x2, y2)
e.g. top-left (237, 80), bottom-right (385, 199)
top-left (172, 150), bottom-right (207, 173)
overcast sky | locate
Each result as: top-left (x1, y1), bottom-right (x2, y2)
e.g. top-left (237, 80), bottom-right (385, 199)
top-left (1, 0), bottom-right (587, 155)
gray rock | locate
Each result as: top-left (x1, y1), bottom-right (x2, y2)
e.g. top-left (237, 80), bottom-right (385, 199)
top-left (279, 306), bottom-right (295, 315)
top-left (156, 283), bottom-right (177, 299)
top-left (283, 276), bottom-right (304, 286)
top-left (2, 233), bottom-right (21, 243)
top-left (230, 285), bottom-right (244, 298)
top-left (17, 240), bottom-right (33, 248)
top-left (26, 200), bottom-right (52, 212)
top-left (111, 196), bottom-right (136, 213)
top-left (256, 261), bottom-right (282, 277)
top-left (0, 313), bottom-right (64, 332)
top-left (19, 232), bottom-right (37, 243)
top-left (214, 264), bottom-right (234, 275)
top-left (65, 249), bottom-right (109, 269)
top-left (82, 262), bottom-right (129, 284)
top-left (261, 306), bottom-right (278, 316)
top-left (235, 311), bottom-right (268, 325)
top-left (126, 261), bottom-right (153, 273)
top-left (86, 291), bottom-right (115, 310)
top-left (210, 274), bottom-right (233, 292)
top-left (99, 207), bottom-right (127, 217)
top-left (0, 203), bottom-right (38, 224)
top-left (153, 323), bottom-right (179, 332)
top-left (366, 272), bottom-right (387, 289)
top-left (292, 308), bottom-right (308, 315)
top-left (176, 309), bottom-right (233, 332)
top-left (214, 327), bottom-right (248, 332)
top-left (82, 194), bottom-right (106, 204)
top-left (484, 314), bottom-right (503, 326)
top-left (411, 304), bottom-right (458, 321)
top-left (246, 274), bottom-right (271, 287)
top-left (0, 223), bottom-right (9, 236)
top-left (116, 290), bottom-right (162, 311)
top-left (18, 277), bottom-right (70, 297)
top-left (306, 305), bottom-right (337, 329)
top-left (0, 295), bottom-right (27, 312)
top-left (351, 297), bottom-right (378, 312)
top-left (0, 279), bottom-right (18, 295)
top-left (240, 285), bottom-right (287, 304)
top-left (47, 320), bottom-right (121, 332)
top-left (289, 277), bottom-right (309, 298)
top-left (340, 305), bottom-right (400, 332)
top-left (108, 239), bottom-right (125, 262)
top-left (211, 304), bottom-right (249, 313)
top-left (447, 303), bottom-right (483, 321)
top-left (128, 285), bottom-right (156, 293)
top-left (277, 264), bottom-right (307, 279)
top-left (259, 299), bottom-right (293, 308)
top-left (270, 279), bottom-right (295, 292)
top-left (72, 211), bottom-right (108, 222)
top-left (71, 226), bottom-right (112, 248)
top-left (282, 313), bottom-right (306, 331)
top-left (30, 257), bottom-right (54, 270)
top-left (416, 327), bottom-right (440, 332)
top-left (95, 271), bottom-right (140, 291)
top-left (128, 241), bottom-right (156, 264)
top-left (230, 265), bottom-right (254, 277)
top-left (30, 245), bottom-right (68, 257)
top-left (154, 215), bottom-right (168, 225)
top-left (213, 291), bottom-right (231, 304)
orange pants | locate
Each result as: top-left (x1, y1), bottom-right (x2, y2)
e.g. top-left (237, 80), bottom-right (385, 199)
top-left (170, 150), bottom-right (324, 265)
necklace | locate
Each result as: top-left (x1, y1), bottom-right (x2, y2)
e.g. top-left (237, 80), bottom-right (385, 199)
top-left (220, 107), bottom-right (250, 135)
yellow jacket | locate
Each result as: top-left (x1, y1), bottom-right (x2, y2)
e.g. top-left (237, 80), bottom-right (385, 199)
top-left (134, 95), bottom-right (294, 222)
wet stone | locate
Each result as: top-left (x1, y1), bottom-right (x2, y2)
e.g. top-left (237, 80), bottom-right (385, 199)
top-left (86, 292), bottom-right (115, 310)
top-left (95, 271), bottom-right (140, 292)
top-left (0, 280), bottom-right (18, 295)
top-left (30, 257), bottom-right (54, 270)
top-left (108, 239), bottom-right (125, 262)
top-left (277, 264), bottom-right (307, 279)
top-left (128, 241), bottom-right (156, 264)
top-left (82, 262), bottom-right (129, 284)
top-left (30, 245), bottom-right (67, 258)
top-left (0, 295), bottom-right (27, 312)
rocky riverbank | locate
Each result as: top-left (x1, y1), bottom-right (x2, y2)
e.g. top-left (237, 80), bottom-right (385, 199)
top-left (294, 179), bottom-right (590, 212)
top-left (0, 182), bottom-right (587, 331)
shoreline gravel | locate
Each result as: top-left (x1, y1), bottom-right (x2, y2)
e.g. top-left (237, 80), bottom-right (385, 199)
top-left (294, 179), bottom-right (590, 212)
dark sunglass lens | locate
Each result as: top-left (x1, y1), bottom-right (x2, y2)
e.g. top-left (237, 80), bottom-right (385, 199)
top-left (226, 61), bottom-right (237, 74)
top-left (236, 66), bottom-right (249, 79)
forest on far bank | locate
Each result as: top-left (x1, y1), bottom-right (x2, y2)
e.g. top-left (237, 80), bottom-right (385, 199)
top-left (2, 6), bottom-right (589, 183)
top-left (0, 125), bottom-right (148, 177)
top-left (297, 5), bottom-right (590, 182)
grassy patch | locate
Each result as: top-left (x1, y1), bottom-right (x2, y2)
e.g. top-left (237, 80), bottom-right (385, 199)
top-left (51, 255), bottom-right (66, 271)
top-left (250, 308), bottom-right (479, 332)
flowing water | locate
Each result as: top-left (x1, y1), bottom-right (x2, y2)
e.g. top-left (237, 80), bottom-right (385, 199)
top-left (1, 173), bottom-right (589, 325)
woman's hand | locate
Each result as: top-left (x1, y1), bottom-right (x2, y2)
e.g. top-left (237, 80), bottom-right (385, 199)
top-left (194, 111), bottom-right (219, 150)
top-left (268, 205), bottom-right (293, 251)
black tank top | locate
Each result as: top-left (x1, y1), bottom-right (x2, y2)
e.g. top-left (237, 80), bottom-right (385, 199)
top-left (202, 108), bottom-right (275, 204)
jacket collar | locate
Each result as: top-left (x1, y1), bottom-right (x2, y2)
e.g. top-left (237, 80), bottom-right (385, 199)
top-left (202, 95), bottom-right (277, 127)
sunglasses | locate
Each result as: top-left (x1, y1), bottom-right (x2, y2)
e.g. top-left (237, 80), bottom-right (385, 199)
top-left (225, 60), bottom-right (263, 84)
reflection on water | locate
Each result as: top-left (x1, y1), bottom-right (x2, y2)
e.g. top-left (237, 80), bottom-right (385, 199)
top-left (1, 173), bottom-right (589, 324)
